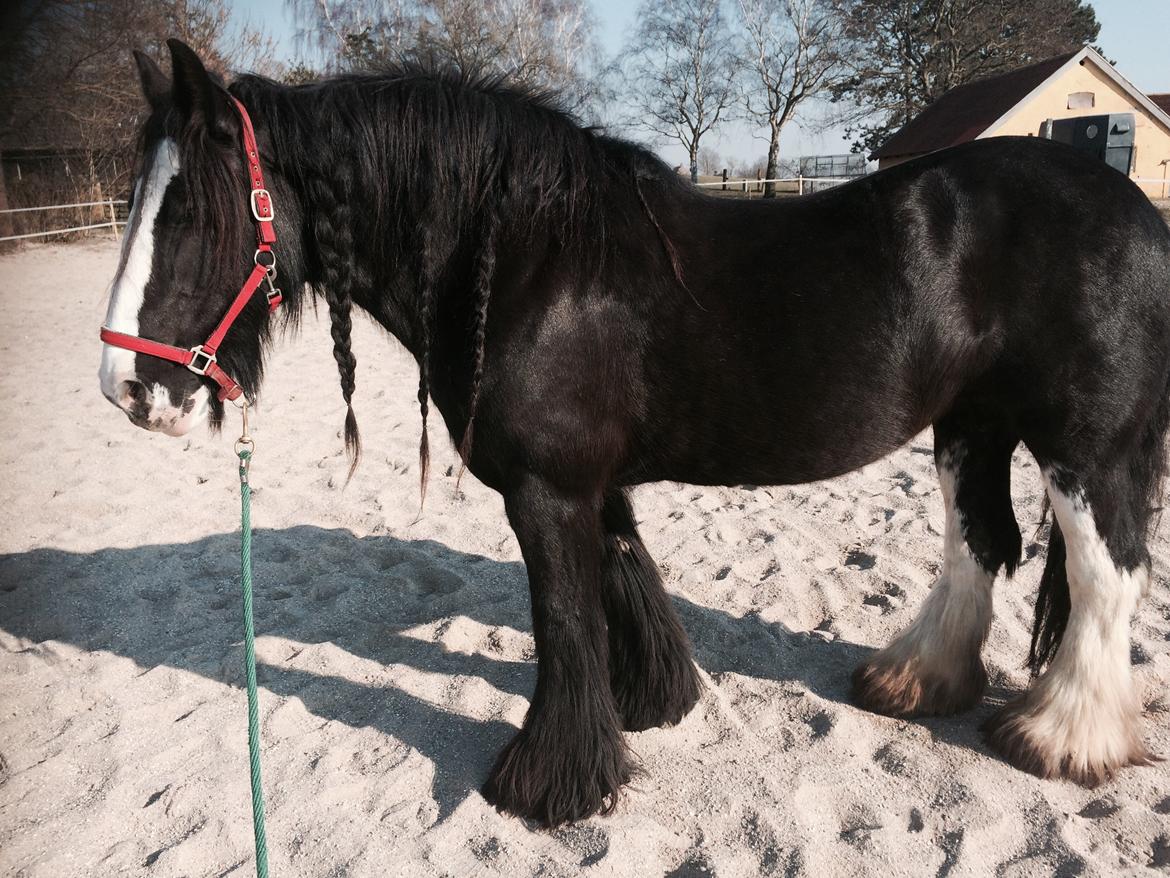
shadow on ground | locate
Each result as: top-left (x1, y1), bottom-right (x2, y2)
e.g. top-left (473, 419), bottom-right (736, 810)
top-left (0, 527), bottom-right (1002, 819)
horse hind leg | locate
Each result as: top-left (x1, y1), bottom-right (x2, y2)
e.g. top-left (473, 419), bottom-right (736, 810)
top-left (984, 463), bottom-right (1154, 784)
top-left (601, 489), bottom-right (702, 731)
top-left (853, 420), bottom-right (1021, 716)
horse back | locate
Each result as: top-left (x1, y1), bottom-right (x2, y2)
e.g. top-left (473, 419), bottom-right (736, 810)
top-left (473, 138), bottom-right (1170, 491)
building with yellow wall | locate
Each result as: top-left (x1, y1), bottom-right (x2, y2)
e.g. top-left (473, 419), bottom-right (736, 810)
top-left (872, 48), bottom-right (1170, 199)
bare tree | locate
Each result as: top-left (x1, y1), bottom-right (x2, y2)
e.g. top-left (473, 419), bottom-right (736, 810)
top-left (620, 0), bottom-right (740, 183)
top-left (728, 154), bottom-right (768, 178)
top-left (289, 0), bottom-right (599, 112)
top-left (698, 145), bottom-right (725, 176)
top-left (737, 0), bottom-right (841, 196)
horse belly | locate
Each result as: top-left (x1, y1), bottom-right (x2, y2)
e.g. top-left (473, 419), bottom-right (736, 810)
top-left (631, 335), bottom-right (932, 487)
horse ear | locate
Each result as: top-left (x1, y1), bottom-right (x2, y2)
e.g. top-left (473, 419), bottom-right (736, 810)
top-left (166, 38), bottom-right (233, 140)
top-left (133, 50), bottom-right (170, 110)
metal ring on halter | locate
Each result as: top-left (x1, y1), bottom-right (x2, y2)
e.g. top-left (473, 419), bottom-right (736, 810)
top-left (254, 248), bottom-right (277, 275)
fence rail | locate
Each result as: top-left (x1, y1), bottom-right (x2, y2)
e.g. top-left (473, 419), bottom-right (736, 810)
top-left (0, 199), bottom-right (127, 242)
top-left (701, 177), bottom-right (1169, 196)
top-left (694, 175), bottom-right (859, 196)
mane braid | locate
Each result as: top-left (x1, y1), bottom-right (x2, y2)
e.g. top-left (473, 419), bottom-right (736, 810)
top-left (416, 226), bottom-right (436, 510)
top-left (224, 66), bottom-right (684, 496)
top-left (456, 207), bottom-right (500, 488)
top-left (634, 175), bottom-right (703, 310)
top-left (308, 170), bottom-right (362, 481)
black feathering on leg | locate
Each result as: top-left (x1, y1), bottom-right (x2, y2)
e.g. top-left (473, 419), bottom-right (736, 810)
top-left (601, 490), bottom-right (702, 731)
top-left (482, 478), bottom-right (635, 827)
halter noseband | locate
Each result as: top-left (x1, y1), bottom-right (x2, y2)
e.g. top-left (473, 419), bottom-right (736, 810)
top-left (100, 96), bottom-right (282, 403)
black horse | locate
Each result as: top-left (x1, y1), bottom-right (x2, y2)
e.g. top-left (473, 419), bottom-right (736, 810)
top-left (100, 41), bottom-right (1170, 827)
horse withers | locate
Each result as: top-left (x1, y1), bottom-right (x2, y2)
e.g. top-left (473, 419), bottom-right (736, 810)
top-left (99, 40), bottom-right (1170, 826)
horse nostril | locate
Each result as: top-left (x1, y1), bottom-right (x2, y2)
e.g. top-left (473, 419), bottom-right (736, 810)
top-left (126, 381), bottom-right (147, 405)
top-left (117, 379), bottom-right (153, 417)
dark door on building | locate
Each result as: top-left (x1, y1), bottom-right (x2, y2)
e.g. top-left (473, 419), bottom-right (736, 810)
top-left (1044, 113), bottom-right (1136, 175)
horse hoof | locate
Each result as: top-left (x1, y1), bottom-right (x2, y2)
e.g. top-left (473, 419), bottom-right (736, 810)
top-left (481, 725), bottom-right (634, 827)
top-left (852, 654), bottom-right (986, 717)
top-left (982, 695), bottom-right (1154, 786)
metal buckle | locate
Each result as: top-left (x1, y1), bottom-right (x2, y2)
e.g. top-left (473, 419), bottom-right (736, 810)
top-left (250, 188), bottom-right (275, 222)
top-left (187, 345), bottom-right (216, 376)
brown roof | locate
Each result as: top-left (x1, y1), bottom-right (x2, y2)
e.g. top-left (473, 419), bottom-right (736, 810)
top-left (871, 52), bottom-right (1078, 160)
top-left (1151, 94), bottom-right (1170, 115)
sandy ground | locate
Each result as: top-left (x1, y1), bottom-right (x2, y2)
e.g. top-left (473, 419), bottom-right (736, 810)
top-left (1, 239), bottom-right (1169, 877)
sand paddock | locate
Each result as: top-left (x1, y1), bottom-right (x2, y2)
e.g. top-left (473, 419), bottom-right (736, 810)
top-left (2, 240), bottom-right (1168, 876)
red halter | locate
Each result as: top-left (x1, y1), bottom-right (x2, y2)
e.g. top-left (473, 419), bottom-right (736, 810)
top-left (100, 96), bottom-right (282, 403)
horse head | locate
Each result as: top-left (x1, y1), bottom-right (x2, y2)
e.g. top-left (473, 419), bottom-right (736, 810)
top-left (99, 40), bottom-right (295, 435)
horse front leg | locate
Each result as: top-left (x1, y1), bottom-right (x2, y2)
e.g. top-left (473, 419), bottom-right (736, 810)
top-left (481, 475), bottom-right (633, 826)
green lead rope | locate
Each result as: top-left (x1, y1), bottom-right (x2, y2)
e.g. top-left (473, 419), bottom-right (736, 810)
top-left (238, 448), bottom-right (270, 877)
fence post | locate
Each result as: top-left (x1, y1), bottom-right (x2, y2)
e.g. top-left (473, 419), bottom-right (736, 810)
top-left (798, 174), bottom-right (804, 196)
top-left (721, 168), bottom-right (727, 192)
top-left (0, 151), bottom-right (13, 245)
top-left (107, 199), bottom-right (118, 239)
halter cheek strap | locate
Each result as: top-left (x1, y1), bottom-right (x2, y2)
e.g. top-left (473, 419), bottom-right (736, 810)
top-left (99, 96), bottom-right (282, 403)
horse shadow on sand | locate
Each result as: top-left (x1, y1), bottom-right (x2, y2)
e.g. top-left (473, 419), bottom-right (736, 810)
top-left (0, 526), bottom-right (1011, 822)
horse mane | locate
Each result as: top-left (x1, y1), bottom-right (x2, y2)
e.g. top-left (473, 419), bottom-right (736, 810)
top-left (188, 62), bottom-right (682, 485)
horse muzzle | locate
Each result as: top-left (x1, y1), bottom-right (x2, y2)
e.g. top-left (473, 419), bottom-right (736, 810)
top-left (101, 370), bottom-right (210, 437)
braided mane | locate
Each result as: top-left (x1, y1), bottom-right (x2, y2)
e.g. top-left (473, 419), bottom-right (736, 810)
top-left (214, 64), bottom-right (675, 489)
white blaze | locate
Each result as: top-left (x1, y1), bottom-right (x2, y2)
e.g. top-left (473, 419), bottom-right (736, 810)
top-left (99, 138), bottom-right (180, 399)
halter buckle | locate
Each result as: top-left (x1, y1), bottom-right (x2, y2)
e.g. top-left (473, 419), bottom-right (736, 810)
top-left (187, 345), bottom-right (217, 376)
top-left (250, 188), bottom-right (275, 223)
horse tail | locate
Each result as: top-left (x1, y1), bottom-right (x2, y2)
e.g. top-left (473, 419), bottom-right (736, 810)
top-left (1027, 517), bottom-right (1068, 673)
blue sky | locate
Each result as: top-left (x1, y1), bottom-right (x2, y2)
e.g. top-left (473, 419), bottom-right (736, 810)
top-left (234, 0), bottom-right (1170, 166)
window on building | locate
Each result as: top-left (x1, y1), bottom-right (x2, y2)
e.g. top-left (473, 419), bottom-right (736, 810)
top-left (1068, 92), bottom-right (1095, 109)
